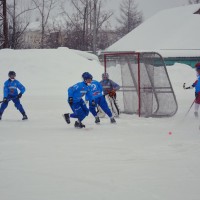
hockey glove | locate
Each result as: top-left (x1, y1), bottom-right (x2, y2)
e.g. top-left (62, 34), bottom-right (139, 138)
top-left (183, 83), bottom-right (193, 89)
top-left (108, 90), bottom-right (116, 97)
top-left (91, 100), bottom-right (96, 106)
top-left (68, 97), bottom-right (73, 105)
top-left (18, 93), bottom-right (22, 98)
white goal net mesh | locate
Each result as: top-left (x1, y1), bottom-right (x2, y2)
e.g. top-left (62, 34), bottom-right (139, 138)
top-left (103, 52), bottom-right (178, 117)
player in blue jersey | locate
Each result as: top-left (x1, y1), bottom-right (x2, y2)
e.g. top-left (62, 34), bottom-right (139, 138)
top-left (63, 72), bottom-right (93, 128)
top-left (184, 62), bottom-right (200, 118)
top-left (0, 71), bottom-right (28, 120)
top-left (85, 79), bottom-right (116, 124)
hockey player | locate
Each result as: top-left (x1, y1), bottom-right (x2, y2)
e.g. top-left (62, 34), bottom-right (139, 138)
top-left (184, 62), bottom-right (200, 118)
top-left (100, 72), bottom-right (120, 96)
top-left (100, 72), bottom-right (120, 117)
top-left (0, 71), bottom-right (28, 120)
top-left (63, 72), bottom-right (93, 128)
top-left (85, 77), bottom-right (116, 124)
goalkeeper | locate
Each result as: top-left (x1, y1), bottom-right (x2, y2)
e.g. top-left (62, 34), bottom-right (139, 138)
top-left (100, 72), bottom-right (120, 97)
top-left (100, 73), bottom-right (120, 117)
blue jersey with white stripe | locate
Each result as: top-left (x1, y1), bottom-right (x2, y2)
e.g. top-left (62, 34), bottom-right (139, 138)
top-left (85, 80), bottom-right (103, 101)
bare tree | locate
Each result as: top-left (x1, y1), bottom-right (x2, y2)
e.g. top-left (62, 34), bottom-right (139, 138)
top-left (7, 0), bottom-right (36, 49)
top-left (188, 0), bottom-right (200, 4)
top-left (61, 0), bottom-right (112, 52)
top-left (0, 0), bottom-right (8, 48)
top-left (116, 0), bottom-right (143, 38)
top-left (93, 0), bottom-right (97, 54)
top-left (31, 0), bottom-right (58, 48)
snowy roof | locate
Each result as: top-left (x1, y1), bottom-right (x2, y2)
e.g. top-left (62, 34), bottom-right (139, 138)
top-left (107, 4), bottom-right (200, 57)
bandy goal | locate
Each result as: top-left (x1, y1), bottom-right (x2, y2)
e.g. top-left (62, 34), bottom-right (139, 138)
top-left (100, 51), bottom-right (178, 117)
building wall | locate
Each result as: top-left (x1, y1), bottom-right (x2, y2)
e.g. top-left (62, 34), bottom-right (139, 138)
top-left (24, 31), bottom-right (41, 48)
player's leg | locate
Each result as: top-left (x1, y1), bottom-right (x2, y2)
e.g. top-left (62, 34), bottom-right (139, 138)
top-left (89, 99), bottom-right (100, 123)
top-left (73, 100), bottom-right (88, 128)
top-left (99, 96), bottom-right (116, 123)
top-left (0, 101), bottom-right (9, 120)
top-left (194, 92), bottom-right (200, 118)
top-left (194, 103), bottom-right (199, 118)
top-left (13, 98), bottom-right (28, 120)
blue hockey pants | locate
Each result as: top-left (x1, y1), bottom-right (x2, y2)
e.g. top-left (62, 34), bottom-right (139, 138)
top-left (0, 95), bottom-right (25, 115)
top-left (89, 95), bottom-right (112, 118)
top-left (69, 99), bottom-right (89, 121)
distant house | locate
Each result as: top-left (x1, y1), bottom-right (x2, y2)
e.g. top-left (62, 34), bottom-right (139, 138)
top-left (23, 19), bottom-right (66, 49)
top-left (24, 30), bottom-right (41, 48)
top-left (23, 22), bottom-right (41, 48)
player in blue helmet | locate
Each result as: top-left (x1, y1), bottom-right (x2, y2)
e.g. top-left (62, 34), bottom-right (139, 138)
top-left (0, 71), bottom-right (28, 120)
top-left (63, 72), bottom-right (93, 128)
top-left (184, 62), bottom-right (200, 118)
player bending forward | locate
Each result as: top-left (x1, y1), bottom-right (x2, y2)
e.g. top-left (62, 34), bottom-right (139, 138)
top-left (63, 72), bottom-right (93, 128)
top-left (184, 62), bottom-right (200, 118)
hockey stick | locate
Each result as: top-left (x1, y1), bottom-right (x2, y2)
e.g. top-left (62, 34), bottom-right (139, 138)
top-left (184, 100), bottom-right (195, 118)
top-left (107, 95), bottom-right (120, 117)
top-left (182, 83), bottom-right (195, 117)
top-left (0, 97), bottom-right (19, 104)
top-left (111, 96), bottom-right (120, 116)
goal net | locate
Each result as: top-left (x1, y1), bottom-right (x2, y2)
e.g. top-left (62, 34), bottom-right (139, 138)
top-left (101, 52), bottom-right (178, 117)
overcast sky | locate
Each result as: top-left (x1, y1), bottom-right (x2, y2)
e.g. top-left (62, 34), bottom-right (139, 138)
top-left (106, 0), bottom-right (188, 20)
top-left (13, 0), bottom-right (189, 25)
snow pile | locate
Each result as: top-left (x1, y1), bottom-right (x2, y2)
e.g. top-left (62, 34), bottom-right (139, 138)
top-left (108, 4), bottom-right (200, 56)
top-left (71, 49), bottom-right (100, 62)
top-left (0, 48), bottom-right (103, 97)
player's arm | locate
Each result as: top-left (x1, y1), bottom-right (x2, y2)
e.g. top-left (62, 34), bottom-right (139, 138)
top-left (17, 81), bottom-right (26, 94)
top-left (3, 81), bottom-right (8, 98)
top-left (110, 80), bottom-right (120, 91)
top-left (68, 84), bottom-right (79, 96)
top-left (68, 84), bottom-right (79, 104)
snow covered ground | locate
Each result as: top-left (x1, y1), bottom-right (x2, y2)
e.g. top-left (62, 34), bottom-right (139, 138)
top-left (0, 49), bottom-right (200, 200)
